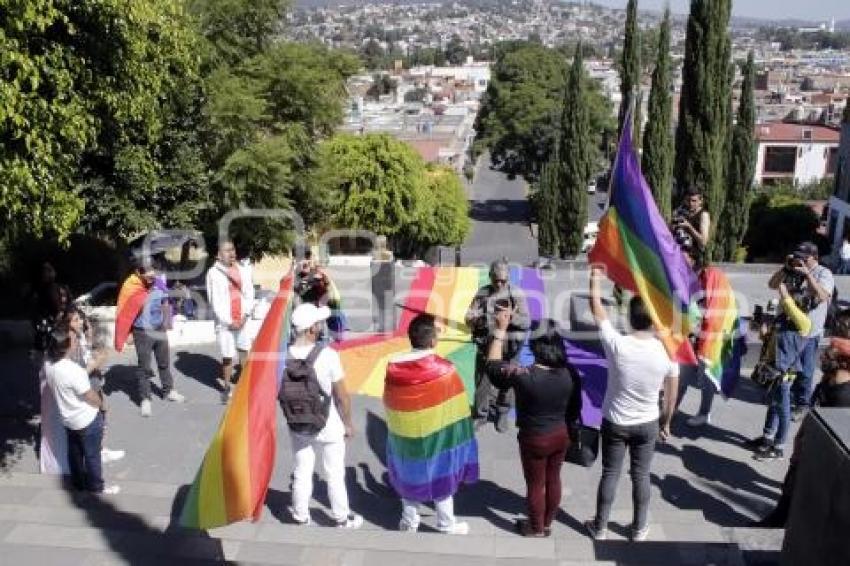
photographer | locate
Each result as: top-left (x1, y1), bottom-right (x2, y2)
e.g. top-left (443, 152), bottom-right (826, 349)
top-left (747, 242), bottom-right (833, 460)
top-left (768, 242), bottom-right (833, 420)
top-left (465, 259), bottom-right (530, 433)
top-left (672, 187), bottom-right (711, 257)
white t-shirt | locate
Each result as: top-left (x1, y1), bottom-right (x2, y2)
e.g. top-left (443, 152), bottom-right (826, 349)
top-left (46, 358), bottom-right (98, 431)
top-left (841, 241), bottom-right (850, 261)
top-left (288, 344), bottom-right (346, 443)
top-left (598, 320), bottom-right (679, 426)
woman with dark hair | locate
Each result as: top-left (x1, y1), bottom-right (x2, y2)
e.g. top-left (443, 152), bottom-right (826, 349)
top-left (487, 309), bottom-right (582, 537)
top-left (753, 309), bottom-right (850, 527)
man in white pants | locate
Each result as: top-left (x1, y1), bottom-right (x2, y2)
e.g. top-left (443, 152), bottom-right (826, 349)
top-left (206, 240), bottom-right (255, 403)
top-left (286, 303), bottom-right (363, 529)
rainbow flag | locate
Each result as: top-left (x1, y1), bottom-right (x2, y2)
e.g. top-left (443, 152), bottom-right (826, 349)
top-left (384, 353), bottom-right (479, 501)
top-left (697, 267), bottom-right (747, 397)
top-left (180, 275), bottom-right (294, 530)
top-left (113, 274), bottom-right (149, 352)
top-left (589, 117), bottom-right (699, 364)
top-left (334, 267), bottom-right (608, 427)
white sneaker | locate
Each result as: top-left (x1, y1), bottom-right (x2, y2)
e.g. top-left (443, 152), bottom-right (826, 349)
top-left (101, 448), bottom-right (125, 464)
top-left (686, 414), bottom-right (711, 427)
top-left (101, 485), bottom-right (121, 495)
top-left (399, 519), bottom-right (419, 532)
top-left (631, 525), bottom-right (650, 541)
top-left (140, 399), bottom-right (152, 417)
top-left (336, 513), bottom-right (364, 529)
top-left (166, 390), bottom-right (186, 403)
top-left (287, 506), bottom-right (311, 526)
top-left (437, 521), bottom-right (469, 535)
top-left (584, 520), bottom-right (608, 540)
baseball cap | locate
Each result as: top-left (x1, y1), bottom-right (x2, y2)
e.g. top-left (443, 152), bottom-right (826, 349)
top-left (291, 303), bottom-right (331, 330)
top-left (792, 241), bottom-right (818, 260)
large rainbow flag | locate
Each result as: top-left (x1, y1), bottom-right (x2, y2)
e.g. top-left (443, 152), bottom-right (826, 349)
top-left (113, 273), bottom-right (149, 352)
top-left (180, 275), bottom-right (294, 530)
top-left (334, 266), bottom-right (608, 428)
top-left (384, 353), bottom-right (479, 501)
top-left (696, 267), bottom-right (747, 397)
top-left (589, 117), bottom-right (700, 364)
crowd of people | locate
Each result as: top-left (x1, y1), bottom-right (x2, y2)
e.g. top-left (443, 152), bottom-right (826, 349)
top-left (34, 187), bottom-right (848, 540)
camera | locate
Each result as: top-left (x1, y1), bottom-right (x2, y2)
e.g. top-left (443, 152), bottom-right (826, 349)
top-left (671, 211), bottom-right (692, 249)
top-left (782, 257), bottom-right (816, 313)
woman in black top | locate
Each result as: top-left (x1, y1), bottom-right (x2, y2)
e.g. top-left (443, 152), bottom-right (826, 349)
top-left (487, 310), bottom-right (581, 537)
top-left (753, 310), bottom-right (850, 527)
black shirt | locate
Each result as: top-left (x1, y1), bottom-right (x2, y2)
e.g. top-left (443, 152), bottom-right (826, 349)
top-left (487, 361), bottom-right (582, 435)
top-left (814, 380), bottom-right (850, 408)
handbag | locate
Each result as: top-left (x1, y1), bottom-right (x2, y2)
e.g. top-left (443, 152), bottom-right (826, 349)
top-left (565, 423), bottom-right (600, 467)
top-left (750, 361), bottom-right (785, 391)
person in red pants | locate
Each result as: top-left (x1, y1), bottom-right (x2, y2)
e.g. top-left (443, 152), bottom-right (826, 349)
top-left (487, 306), bottom-right (582, 537)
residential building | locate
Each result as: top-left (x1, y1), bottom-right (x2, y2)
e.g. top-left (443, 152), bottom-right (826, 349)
top-left (754, 122), bottom-right (840, 186)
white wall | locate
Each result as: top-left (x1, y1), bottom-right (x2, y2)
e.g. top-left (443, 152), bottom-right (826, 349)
top-left (754, 141), bottom-right (837, 185)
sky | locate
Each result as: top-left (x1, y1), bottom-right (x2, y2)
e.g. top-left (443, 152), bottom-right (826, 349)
top-left (591, 1), bottom-right (850, 22)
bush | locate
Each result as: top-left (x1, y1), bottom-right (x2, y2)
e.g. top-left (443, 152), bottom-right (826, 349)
top-left (744, 193), bottom-right (819, 262)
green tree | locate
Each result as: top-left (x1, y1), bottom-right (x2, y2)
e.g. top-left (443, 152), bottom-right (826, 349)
top-left (845, 99), bottom-right (850, 123)
top-left (189, 0), bottom-right (289, 68)
top-left (556, 46), bottom-right (591, 258)
top-left (535, 151), bottom-right (562, 257)
top-left (316, 134), bottom-right (469, 255)
top-left (1, 0), bottom-right (205, 242)
top-left (641, 8), bottom-right (673, 220)
top-left (618, 0), bottom-right (641, 138)
top-left (717, 51), bottom-right (757, 261)
top-left (444, 35), bottom-right (469, 66)
top-left (744, 192), bottom-right (819, 262)
top-left (674, 0), bottom-right (732, 260)
top-left (475, 41), bottom-right (613, 181)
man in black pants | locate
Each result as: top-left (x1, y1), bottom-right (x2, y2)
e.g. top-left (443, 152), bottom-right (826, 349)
top-left (465, 259), bottom-right (530, 432)
top-left (586, 267), bottom-right (679, 542)
top-left (129, 260), bottom-right (185, 417)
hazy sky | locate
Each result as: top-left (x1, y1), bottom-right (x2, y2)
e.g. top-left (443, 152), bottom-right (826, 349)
top-left (591, 1), bottom-right (850, 21)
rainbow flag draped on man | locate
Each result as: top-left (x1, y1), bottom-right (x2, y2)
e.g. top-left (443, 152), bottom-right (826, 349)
top-left (384, 353), bottom-right (479, 501)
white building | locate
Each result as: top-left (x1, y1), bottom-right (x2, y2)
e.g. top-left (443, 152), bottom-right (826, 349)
top-left (827, 120), bottom-right (850, 262)
top-left (754, 123), bottom-right (840, 186)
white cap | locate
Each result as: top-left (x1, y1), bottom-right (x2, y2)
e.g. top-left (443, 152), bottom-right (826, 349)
top-left (291, 303), bottom-right (331, 330)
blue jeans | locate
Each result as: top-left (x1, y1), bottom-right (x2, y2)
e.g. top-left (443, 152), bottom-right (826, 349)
top-left (676, 363), bottom-right (715, 417)
top-left (762, 380), bottom-right (792, 447)
top-left (66, 412), bottom-right (104, 492)
top-left (791, 336), bottom-right (819, 408)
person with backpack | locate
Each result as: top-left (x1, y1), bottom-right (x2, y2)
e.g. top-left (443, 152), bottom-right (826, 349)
top-left (206, 239), bottom-right (256, 403)
top-left (280, 303), bottom-right (363, 529)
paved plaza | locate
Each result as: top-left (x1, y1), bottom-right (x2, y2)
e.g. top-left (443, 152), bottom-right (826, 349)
top-left (0, 342), bottom-right (787, 565)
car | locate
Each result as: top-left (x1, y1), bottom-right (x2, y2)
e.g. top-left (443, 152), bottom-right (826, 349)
top-left (581, 222), bottom-right (599, 253)
top-left (587, 179), bottom-right (597, 194)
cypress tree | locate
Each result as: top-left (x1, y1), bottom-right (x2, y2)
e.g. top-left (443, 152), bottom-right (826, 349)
top-left (618, 0), bottom-right (641, 138)
top-left (718, 51), bottom-right (757, 261)
top-left (557, 44), bottom-right (591, 258)
top-left (641, 8), bottom-right (673, 220)
top-left (674, 0), bottom-right (732, 259)
top-left (536, 152), bottom-right (562, 258)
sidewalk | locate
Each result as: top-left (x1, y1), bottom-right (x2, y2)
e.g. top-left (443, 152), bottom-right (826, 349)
top-left (0, 345), bottom-right (787, 564)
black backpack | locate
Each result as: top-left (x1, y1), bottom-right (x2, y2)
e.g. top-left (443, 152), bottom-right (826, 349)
top-left (278, 345), bottom-right (331, 435)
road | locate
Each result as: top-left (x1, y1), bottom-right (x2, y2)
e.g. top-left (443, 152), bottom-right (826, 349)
top-left (460, 154), bottom-right (539, 266)
top-left (460, 154), bottom-right (609, 266)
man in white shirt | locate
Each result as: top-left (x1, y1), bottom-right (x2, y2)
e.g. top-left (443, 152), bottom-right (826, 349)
top-left (206, 240), bottom-right (255, 403)
top-left (585, 267), bottom-right (679, 542)
top-left (45, 326), bottom-right (119, 495)
top-left (283, 303), bottom-right (363, 529)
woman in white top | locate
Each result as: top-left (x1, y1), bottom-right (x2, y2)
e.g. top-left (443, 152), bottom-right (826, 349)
top-left (585, 267), bottom-right (679, 542)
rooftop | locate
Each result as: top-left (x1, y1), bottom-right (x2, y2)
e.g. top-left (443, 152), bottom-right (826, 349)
top-left (755, 122), bottom-right (840, 143)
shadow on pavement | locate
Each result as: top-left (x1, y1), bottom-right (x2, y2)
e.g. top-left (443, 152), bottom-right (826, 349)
top-left (174, 351), bottom-right (222, 392)
top-left (0, 349), bottom-right (39, 472)
top-left (60, 483), bottom-right (226, 563)
top-left (652, 442), bottom-right (781, 527)
top-left (591, 539), bottom-right (779, 565)
top-left (469, 199), bottom-right (530, 224)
